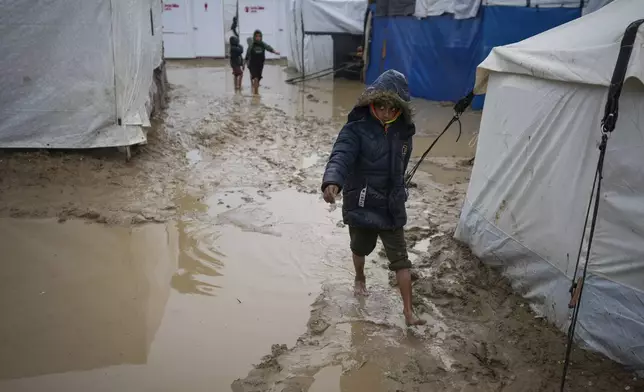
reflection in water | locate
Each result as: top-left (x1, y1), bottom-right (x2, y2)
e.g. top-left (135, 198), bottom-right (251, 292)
top-left (171, 219), bottom-right (223, 296)
top-left (0, 188), bottom-right (348, 391)
top-left (171, 193), bottom-right (224, 296)
top-left (0, 219), bottom-right (177, 380)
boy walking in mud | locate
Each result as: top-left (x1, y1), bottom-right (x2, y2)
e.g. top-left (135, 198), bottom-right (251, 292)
top-left (321, 70), bottom-right (426, 326)
top-left (245, 30), bottom-right (280, 95)
top-left (229, 36), bottom-right (244, 90)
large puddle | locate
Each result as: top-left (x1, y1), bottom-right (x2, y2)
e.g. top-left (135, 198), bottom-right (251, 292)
top-left (0, 188), bottom-right (348, 391)
top-left (0, 60), bottom-right (482, 391)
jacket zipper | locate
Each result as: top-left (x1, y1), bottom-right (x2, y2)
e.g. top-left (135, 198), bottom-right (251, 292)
top-left (359, 180), bottom-right (367, 207)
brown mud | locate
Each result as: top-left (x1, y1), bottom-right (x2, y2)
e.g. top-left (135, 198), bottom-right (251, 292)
top-left (0, 60), bottom-right (641, 392)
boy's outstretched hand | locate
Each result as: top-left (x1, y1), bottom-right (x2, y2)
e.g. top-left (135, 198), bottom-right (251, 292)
top-left (323, 185), bottom-right (339, 204)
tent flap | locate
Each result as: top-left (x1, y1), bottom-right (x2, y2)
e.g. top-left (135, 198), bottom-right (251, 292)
top-left (289, 0), bottom-right (364, 74)
top-left (112, 0), bottom-right (159, 128)
top-left (414, 0), bottom-right (480, 19)
top-left (303, 0), bottom-right (367, 34)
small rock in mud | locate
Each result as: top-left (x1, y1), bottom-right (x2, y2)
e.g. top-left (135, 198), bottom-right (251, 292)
top-left (79, 210), bottom-right (101, 220)
top-left (308, 317), bottom-right (330, 335)
top-left (256, 344), bottom-right (288, 370)
top-left (257, 189), bottom-right (272, 199)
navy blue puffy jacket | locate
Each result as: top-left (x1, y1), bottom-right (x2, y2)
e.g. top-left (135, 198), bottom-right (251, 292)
top-left (321, 70), bottom-right (415, 230)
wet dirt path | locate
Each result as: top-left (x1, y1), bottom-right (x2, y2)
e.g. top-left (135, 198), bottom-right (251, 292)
top-left (0, 60), bottom-right (641, 392)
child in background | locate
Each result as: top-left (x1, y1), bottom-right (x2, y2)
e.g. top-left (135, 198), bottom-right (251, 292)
top-left (245, 30), bottom-right (280, 95)
top-left (229, 36), bottom-right (244, 90)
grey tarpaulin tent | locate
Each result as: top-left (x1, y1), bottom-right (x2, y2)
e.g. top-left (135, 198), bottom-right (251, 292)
top-left (0, 0), bottom-right (164, 150)
top-left (287, 0), bottom-right (367, 75)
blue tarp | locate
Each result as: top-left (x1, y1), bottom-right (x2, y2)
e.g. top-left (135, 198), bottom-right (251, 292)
top-left (366, 5), bottom-right (582, 110)
top-left (472, 6), bottom-right (581, 109)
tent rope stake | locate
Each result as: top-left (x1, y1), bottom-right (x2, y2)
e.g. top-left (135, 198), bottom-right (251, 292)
top-left (560, 18), bottom-right (644, 392)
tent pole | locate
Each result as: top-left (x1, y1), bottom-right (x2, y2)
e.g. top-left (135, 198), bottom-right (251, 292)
top-left (300, 4), bottom-right (305, 78)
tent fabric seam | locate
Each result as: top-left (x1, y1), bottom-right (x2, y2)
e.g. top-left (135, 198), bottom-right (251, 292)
top-left (464, 199), bottom-right (644, 298)
top-left (463, 199), bottom-right (581, 278)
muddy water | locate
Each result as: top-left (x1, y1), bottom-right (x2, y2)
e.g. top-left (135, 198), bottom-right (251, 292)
top-left (0, 60), bottom-right (483, 392)
top-left (169, 59), bottom-right (362, 120)
top-left (411, 134), bottom-right (475, 185)
top-left (169, 59), bottom-right (481, 134)
top-left (0, 188), bottom-right (349, 391)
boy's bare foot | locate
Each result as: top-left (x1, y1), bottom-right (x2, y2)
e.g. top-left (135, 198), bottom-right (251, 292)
top-left (404, 311), bottom-right (427, 326)
top-left (354, 278), bottom-right (368, 296)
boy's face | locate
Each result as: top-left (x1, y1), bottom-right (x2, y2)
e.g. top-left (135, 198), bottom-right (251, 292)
top-left (254, 33), bottom-right (261, 41)
top-left (373, 102), bottom-right (400, 123)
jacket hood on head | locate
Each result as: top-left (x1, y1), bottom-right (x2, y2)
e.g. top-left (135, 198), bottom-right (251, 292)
top-left (253, 29), bottom-right (263, 39)
top-left (353, 69), bottom-right (413, 124)
top-left (229, 36), bottom-right (239, 45)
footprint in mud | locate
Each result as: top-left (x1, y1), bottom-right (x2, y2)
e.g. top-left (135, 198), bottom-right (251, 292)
top-left (233, 283), bottom-right (454, 392)
top-left (256, 189), bottom-right (272, 199)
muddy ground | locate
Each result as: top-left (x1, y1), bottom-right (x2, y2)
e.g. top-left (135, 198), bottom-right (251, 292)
top-left (0, 60), bottom-right (641, 392)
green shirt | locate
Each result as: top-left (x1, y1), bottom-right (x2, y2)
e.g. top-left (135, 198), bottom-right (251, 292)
top-left (245, 40), bottom-right (275, 62)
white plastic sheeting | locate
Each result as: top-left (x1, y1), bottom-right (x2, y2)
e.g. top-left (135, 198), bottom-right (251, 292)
top-left (582, 0), bottom-right (614, 14)
top-left (413, 0), bottom-right (612, 20)
top-left (474, 0), bottom-right (644, 93)
top-left (224, 0), bottom-right (237, 41)
top-left (456, 0), bottom-right (644, 368)
top-left (303, 0), bottom-right (367, 34)
top-left (113, 1), bottom-right (163, 129)
top-left (287, 0), bottom-right (364, 74)
top-left (415, 0), bottom-right (480, 19)
top-left (483, 0), bottom-right (613, 15)
top-left (0, 0), bottom-right (163, 149)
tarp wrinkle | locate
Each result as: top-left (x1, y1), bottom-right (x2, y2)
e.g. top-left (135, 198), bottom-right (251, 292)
top-left (0, 0), bottom-right (162, 149)
top-left (457, 0), bottom-right (644, 368)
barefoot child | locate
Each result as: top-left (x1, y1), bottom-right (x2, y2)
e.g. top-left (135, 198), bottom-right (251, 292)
top-left (245, 30), bottom-right (280, 95)
top-left (321, 70), bottom-right (426, 326)
top-left (229, 36), bottom-right (244, 90)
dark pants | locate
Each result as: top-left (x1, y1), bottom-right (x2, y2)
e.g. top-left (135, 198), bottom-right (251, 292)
top-left (349, 227), bottom-right (412, 272)
top-left (248, 62), bottom-right (264, 81)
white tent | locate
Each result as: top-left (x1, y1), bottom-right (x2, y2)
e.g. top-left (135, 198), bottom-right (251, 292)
top-left (482, 0), bottom-right (614, 15)
top-left (287, 0), bottom-right (367, 74)
top-left (456, 0), bottom-right (644, 368)
top-left (0, 0), bottom-right (164, 149)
